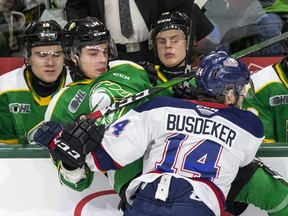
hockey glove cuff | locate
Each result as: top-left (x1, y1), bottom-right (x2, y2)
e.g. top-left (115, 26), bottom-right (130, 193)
top-left (59, 161), bottom-right (87, 184)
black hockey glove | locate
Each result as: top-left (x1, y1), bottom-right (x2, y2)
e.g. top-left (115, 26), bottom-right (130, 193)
top-left (59, 118), bottom-right (105, 168)
top-left (34, 118), bottom-right (105, 168)
top-left (172, 81), bottom-right (198, 99)
top-left (34, 120), bottom-right (80, 168)
top-left (138, 61), bottom-right (158, 86)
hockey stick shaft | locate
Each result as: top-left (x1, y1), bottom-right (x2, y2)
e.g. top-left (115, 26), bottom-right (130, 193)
top-left (231, 31), bottom-right (288, 59)
top-left (88, 72), bottom-right (195, 119)
top-left (184, 1), bottom-right (196, 74)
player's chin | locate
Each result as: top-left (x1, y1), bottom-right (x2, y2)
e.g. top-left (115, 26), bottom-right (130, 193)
top-left (91, 71), bottom-right (106, 79)
top-left (42, 72), bottom-right (61, 83)
top-left (97, 69), bottom-right (107, 76)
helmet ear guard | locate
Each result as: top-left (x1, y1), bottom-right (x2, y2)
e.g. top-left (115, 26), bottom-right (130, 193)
top-left (23, 49), bottom-right (30, 65)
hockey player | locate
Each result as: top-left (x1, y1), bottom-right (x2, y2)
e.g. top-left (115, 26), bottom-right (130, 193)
top-left (45, 16), bottom-right (119, 125)
top-left (33, 51), bottom-right (264, 216)
top-left (0, 20), bottom-right (71, 144)
top-left (43, 17), bottom-right (153, 199)
top-left (147, 11), bottom-right (288, 216)
top-left (242, 20), bottom-right (288, 143)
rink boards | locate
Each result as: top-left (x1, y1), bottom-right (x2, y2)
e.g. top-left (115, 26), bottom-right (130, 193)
top-left (0, 144), bottom-right (287, 216)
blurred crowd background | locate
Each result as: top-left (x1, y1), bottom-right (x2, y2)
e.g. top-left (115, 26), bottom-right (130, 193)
top-left (0, 0), bottom-right (287, 58)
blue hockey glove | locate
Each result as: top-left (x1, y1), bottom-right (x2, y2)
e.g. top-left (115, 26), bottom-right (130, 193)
top-left (34, 121), bottom-right (79, 168)
top-left (34, 121), bottom-right (64, 149)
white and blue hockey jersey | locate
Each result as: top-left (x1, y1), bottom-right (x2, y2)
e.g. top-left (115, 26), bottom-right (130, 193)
top-left (86, 96), bottom-right (264, 216)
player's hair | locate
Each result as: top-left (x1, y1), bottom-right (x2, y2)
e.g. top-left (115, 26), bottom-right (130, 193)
top-left (195, 51), bottom-right (250, 103)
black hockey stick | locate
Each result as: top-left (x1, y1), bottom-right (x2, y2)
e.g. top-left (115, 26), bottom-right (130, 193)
top-left (88, 72), bottom-right (195, 119)
top-left (184, 0), bottom-right (196, 74)
top-left (231, 31), bottom-right (288, 59)
top-left (89, 16), bottom-right (288, 120)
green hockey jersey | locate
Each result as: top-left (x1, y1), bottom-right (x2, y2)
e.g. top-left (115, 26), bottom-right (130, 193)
top-left (46, 60), bottom-right (152, 125)
top-left (0, 66), bottom-right (71, 144)
top-left (243, 61), bottom-right (288, 142)
top-left (45, 60), bottom-right (152, 193)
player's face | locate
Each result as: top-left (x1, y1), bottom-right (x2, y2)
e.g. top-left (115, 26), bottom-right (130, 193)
top-left (29, 45), bottom-right (65, 83)
top-left (225, 86), bottom-right (246, 108)
top-left (156, 29), bottom-right (186, 68)
top-left (77, 43), bottom-right (109, 79)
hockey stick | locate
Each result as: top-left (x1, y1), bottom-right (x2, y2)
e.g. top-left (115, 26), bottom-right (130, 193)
top-left (184, 0), bottom-right (196, 74)
top-left (231, 31), bottom-right (288, 59)
top-left (88, 72), bottom-right (195, 119)
top-left (88, 15), bottom-right (288, 120)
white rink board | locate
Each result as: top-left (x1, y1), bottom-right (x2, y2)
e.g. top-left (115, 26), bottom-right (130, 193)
top-left (0, 158), bottom-right (287, 216)
top-left (0, 159), bottom-right (121, 216)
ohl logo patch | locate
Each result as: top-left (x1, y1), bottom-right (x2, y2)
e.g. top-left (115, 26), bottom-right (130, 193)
top-left (9, 103), bottom-right (31, 113)
top-left (68, 90), bottom-right (87, 113)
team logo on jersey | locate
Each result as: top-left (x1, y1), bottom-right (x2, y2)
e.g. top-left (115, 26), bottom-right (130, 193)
top-left (68, 90), bottom-right (87, 113)
top-left (269, 94), bottom-right (288, 106)
top-left (9, 103), bottom-right (31, 114)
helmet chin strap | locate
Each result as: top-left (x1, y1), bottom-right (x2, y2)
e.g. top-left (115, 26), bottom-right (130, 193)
top-left (174, 57), bottom-right (186, 68)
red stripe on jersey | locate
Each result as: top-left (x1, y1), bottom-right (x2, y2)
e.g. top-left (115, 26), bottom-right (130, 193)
top-left (193, 178), bottom-right (225, 214)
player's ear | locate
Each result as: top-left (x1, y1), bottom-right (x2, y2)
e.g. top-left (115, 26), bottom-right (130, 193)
top-left (71, 47), bottom-right (79, 65)
top-left (225, 89), bottom-right (235, 105)
top-left (71, 53), bottom-right (79, 66)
